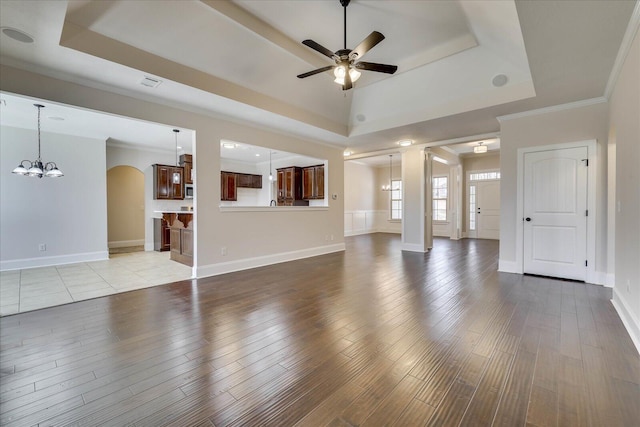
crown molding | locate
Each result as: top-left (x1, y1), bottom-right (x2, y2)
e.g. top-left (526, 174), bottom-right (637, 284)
top-left (496, 97), bottom-right (607, 123)
top-left (604, 0), bottom-right (640, 99)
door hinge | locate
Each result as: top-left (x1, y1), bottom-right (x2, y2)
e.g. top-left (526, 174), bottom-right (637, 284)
top-left (582, 159), bottom-right (589, 167)
top-left (585, 260), bottom-right (588, 267)
top-left (586, 209), bottom-right (588, 216)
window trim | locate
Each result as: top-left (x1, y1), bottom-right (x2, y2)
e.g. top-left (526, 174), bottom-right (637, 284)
top-left (389, 179), bottom-right (402, 221)
top-left (432, 175), bottom-right (448, 223)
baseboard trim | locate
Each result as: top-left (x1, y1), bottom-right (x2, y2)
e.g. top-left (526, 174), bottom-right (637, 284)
top-left (401, 243), bottom-right (429, 253)
top-left (611, 288), bottom-right (640, 355)
top-left (196, 243), bottom-right (346, 278)
top-left (498, 259), bottom-right (519, 274)
top-left (0, 251), bottom-right (109, 271)
top-left (606, 273), bottom-right (616, 288)
top-left (108, 239), bottom-right (145, 249)
top-left (144, 243), bottom-right (155, 251)
top-left (344, 230), bottom-right (372, 237)
top-left (586, 270), bottom-right (607, 286)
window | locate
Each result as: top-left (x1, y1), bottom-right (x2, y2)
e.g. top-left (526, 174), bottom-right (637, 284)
top-left (390, 180), bottom-right (402, 220)
top-left (469, 171), bottom-right (500, 181)
top-left (469, 184), bottom-right (476, 231)
top-left (432, 176), bottom-right (448, 221)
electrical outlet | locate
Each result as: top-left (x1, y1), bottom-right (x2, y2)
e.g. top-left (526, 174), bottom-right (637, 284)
top-left (38, 243), bottom-right (46, 252)
top-left (221, 247), bottom-right (227, 256)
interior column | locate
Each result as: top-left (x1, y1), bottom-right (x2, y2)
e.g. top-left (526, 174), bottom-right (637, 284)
top-left (401, 148), bottom-right (432, 252)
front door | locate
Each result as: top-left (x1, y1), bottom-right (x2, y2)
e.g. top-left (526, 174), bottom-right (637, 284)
top-left (523, 146), bottom-right (588, 280)
top-left (476, 180), bottom-right (500, 240)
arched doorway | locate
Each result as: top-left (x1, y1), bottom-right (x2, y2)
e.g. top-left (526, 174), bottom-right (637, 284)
top-left (107, 165), bottom-right (145, 254)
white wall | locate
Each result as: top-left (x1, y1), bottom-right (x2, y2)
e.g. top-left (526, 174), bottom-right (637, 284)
top-left (608, 27), bottom-right (640, 350)
top-left (1, 65), bottom-right (344, 278)
top-left (1, 126), bottom-right (108, 270)
top-left (498, 101), bottom-right (610, 277)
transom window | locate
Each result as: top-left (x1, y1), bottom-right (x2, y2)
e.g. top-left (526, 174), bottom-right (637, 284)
top-left (469, 171), bottom-right (501, 181)
top-left (390, 180), bottom-right (402, 220)
top-left (432, 176), bottom-right (448, 221)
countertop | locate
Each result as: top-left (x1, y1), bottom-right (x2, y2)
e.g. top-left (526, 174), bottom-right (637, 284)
top-left (153, 210), bottom-right (194, 214)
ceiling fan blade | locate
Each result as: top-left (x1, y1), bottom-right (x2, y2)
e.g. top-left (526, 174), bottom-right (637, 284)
top-left (351, 31), bottom-right (385, 60)
top-left (302, 39), bottom-right (337, 60)
top-left (297, 65), bottom-right (335, 79)
top-left (355, 61), bottom-right (398, 74)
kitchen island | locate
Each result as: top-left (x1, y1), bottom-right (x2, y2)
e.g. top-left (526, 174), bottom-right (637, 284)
top-left (154, 211), bottom-right (193, 267)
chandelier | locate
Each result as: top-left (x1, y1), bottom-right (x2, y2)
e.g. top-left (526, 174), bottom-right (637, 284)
top-left (12, 104), bottom-right (63, 178)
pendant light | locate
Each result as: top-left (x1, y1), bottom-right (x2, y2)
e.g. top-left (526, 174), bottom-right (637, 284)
top-left (172, 129), bottom-right (181, 184)
top-left (12, 104), bottom-right (63, 178)
top-left (269, 150), bottom-right (274, 181)
top-left (381, 154), bottom-right (393, 191)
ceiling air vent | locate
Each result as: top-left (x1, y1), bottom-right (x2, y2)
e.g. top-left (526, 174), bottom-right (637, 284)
top-left (140, 76), bottom-right (162, 88)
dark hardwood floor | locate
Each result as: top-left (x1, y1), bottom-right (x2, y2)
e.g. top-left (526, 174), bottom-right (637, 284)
top-left (1, 234), bottom-right (638, 426)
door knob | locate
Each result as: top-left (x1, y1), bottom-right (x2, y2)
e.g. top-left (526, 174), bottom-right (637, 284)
top-left (525, 217), bottom-right (531, 222)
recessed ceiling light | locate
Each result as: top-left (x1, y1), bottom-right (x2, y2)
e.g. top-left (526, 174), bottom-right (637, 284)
top-left (177, 146), bottom-right (182, 150)
top-left (343, 150), bottom-right (352, 157)
top-left (222, 142), bottom-right (236, 149)
top-left (255, 154), bottom-right (260, 157)
top-left (1, 27), bottom-right (34, 43)
top-left (398, 139), bottom-right (413, 147)
top-left (48, 116), bottom-right (65, 121)
top-left (492, 74), bottom-right (508, 87)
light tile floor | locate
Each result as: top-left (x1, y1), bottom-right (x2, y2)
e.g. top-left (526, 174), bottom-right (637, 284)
top-left (0, 251), bottom-right (192, 316)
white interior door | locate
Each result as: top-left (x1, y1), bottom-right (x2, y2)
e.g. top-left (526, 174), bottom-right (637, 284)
top-left (523, 146), bottom-right (588, 280)
top-left (476, 180), bottom-right (500, 240)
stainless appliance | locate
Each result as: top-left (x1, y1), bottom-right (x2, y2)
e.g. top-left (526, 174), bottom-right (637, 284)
top-left (184, 184), bottom-right (194, 199)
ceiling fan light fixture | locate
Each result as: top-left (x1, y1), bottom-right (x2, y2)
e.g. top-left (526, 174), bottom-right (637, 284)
top-left (333, 66), bottom-right (360, 85)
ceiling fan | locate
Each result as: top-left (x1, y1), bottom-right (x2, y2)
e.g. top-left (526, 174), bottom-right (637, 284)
top-left (297, 0), bottom-right (398, 91)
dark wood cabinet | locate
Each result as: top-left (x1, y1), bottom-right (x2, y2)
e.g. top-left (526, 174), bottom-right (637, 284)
top-left (179, 154), bottom-right (193, 185)
top-left (170, 228), bottom-right (193, 266)
top-left (302, 165), bottom-right (324, 200)
top-left (277, 166), bottom-right (308, 206)
top-left (221, 171), bottom-right (237, 201)
top-left (221, 171), bottom-right (262, 201)
top-left (160, 212), bottom-right (193, 267)
top-left (153, 218), bottom-right (171, 251)
top-left (236, 173), bottom-right (262, 189)
top-left (153, 164), bottom-right (184, 200)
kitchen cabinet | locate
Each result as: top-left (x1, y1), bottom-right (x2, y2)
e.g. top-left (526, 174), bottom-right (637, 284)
top-left (221, 171), bottom-right (262, 200)
top-left (158, 212), bottom-right (193, 267)
top-left (302, 165), bottom-right (325, 200)
top-left (236, 173), bottom-right (262, 189)
top-left (153, 164), bottom-right (184, 200)
top-left (179, 154), bottom-right (193, 185)
top-left (153, 218), bottom-right (171, 251)
top-left (277, 166), bottom-right (308, 206)
top-left (220, 171), bottom-right (237, 201)
top-left (170, 228), bottom-right (193, 266)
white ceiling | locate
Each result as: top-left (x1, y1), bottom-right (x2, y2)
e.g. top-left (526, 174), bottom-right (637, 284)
top-left (0, 0), bottom-right (636, 158)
